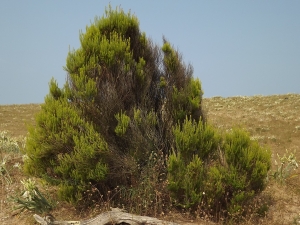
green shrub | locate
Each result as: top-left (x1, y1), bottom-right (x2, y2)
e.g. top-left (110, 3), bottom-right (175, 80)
top-left (24, 88), bottom-right (109, 202)
top-left (168, 125), bottom-right (271, 221)
top-left (168, 117), bottom-right (220, 209)
top-left (115, 111), bottom-right (130, 136)
top-left (24, 5), bottom-right (205, 207)
top-left (223, 129), bottom-right (271, 192)
top-left (219, 129), bottom-right (271, 219)
top-left (23, 4), bottom-right (271, 222)
top-left (168, 153), bottom-right (205, 209)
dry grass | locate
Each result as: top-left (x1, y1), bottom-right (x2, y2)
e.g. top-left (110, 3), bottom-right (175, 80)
top-left (1, 94), bottom-right (300, 224)
top-left (0, 104), bottom-right (41, 137)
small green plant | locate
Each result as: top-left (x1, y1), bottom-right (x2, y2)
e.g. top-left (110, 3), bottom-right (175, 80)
top-left (11, 178), bottom-right (53, 213)
top-left (115, 111), bottom-right (130, 136)
top-left (0, 131), bottom-right (21, 152)
top-left (269, 149), bottom-right (299, 184)
top-left (292, 213), bottom-right (300, 225)
top-left (0, 156), bottom-right (12, 185)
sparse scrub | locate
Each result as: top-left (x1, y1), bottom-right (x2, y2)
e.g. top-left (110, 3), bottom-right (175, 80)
top-left (10, 178), bottom-right (53, 213)
top-left (0, 130), bottom-right (25, 185)
top-left (0, 155), bottom-right (12, 185)
top-left (269, 149), bottom-right (299, 184)
top-left (0, 130), bottom-right (22, 153)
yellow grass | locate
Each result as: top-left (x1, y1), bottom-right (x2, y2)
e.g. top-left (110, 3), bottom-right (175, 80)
top-left (0, 104), bottom-right (41, 137)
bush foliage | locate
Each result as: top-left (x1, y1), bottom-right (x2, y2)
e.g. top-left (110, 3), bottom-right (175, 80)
top-left (168, 122), bottom-right (271, 218)
top-left (24, 5), bottom-right (271, 220)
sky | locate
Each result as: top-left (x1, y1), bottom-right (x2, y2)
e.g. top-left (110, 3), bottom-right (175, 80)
top-left (0, 1), bottom-right (299, 104)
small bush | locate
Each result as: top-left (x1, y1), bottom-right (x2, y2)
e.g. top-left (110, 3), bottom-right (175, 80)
top-left (24, 93), bottom-right (110, 203)
top-left (11, 178), bottom-right (52, 213)
top-left (0, 131), bottom-right (22, 153)
top-left (168, 117), bottom-right (219, 209)
top-left (168, 124), bottom-right (271, 221)
top-left (23, 5), bottom-right (272, 222)
top-left (269, 149), bottom-right (299, 184)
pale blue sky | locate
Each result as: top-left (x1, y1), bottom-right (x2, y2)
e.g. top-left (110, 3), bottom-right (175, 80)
top-left (1, 1), bottom-right (299, 104)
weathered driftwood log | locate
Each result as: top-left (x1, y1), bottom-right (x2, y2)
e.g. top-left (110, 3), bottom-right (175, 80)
top-left (33, 208), bottom-right (180, 225)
